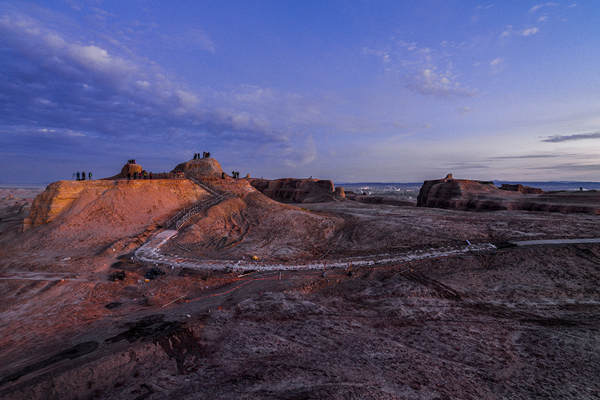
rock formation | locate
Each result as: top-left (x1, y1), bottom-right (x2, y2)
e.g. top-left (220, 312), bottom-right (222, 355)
top-left (417, 175), bottom-right (503, 209)
top-left (418, 175), bottom-right (600, 214)
top-left (499, 183), bottom-right (544, 194)
top-left (23, 180), bottom-right (208, 235)
top-left (171, 157), bottom-right (224, 179)
top-left (334, 186), bottom-right (346, 200)
top-left (104, 161), bottom-right (144, 180)
top-left (248, 178), bottom-right (341, 203)
top-left (20, 157), bottom-right (344, 261)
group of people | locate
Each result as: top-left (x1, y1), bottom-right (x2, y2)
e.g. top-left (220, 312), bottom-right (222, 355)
top-left (193, 152), bottom-right (210, 160)
top-left (231, 171), bottom-right (241, 179)
top-left (127, 171), bottom-right (152, 180)
top-left (74, 171), bottom-right (92, 181)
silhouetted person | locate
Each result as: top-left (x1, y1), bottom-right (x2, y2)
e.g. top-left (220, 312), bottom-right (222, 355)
top-left (149, 172), bottom-right (153, 180)
top-left (81, 171), bottom-right (86, 181)
top-left (76, 172), bottom-right (80, 180)
top-left (221, 172), bottom-right (226, 179)
top-left (127, 172), bottom-right (131, 180)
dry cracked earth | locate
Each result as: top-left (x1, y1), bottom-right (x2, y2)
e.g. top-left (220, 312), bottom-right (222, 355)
top-left (1, 189), bottom-right (599, 399)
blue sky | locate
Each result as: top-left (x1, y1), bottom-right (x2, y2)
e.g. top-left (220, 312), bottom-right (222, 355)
top-left (1, 0), bottom-right (599, 183)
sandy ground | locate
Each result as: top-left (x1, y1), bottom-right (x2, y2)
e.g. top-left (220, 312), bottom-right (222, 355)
top-left (1, 190), bottom-right (599, 399)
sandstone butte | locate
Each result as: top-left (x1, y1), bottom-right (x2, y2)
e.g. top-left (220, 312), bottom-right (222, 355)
top-left (20, 158), bottom-right (342, 260)
top-left (23, 158), bottom-right (234, 230)
top-left (248, 177), bottom-right (345, 203)
top-left (417, 174), bottom-right (600, 214)
top-left (23, 179), bottom-right (209, 231)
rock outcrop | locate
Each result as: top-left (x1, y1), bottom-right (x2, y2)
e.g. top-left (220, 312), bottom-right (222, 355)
top-left (23, 179), bottom-right (208, 232)
top-left (499, 184), bottom-right (543, 194)
top-left (417, 175), bottom-right (504, 209)
top-left (248, 178), bottom-right (341, 203)
top-left (171, 157), bottom-right (224, 179)
top-left (418, 175), bottom-right (600, 214)
top-left (105, 161), bottom-right (144, 179)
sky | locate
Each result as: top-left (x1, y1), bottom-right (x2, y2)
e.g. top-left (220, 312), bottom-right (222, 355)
top-left (1, 0), bottom-right (599, 184)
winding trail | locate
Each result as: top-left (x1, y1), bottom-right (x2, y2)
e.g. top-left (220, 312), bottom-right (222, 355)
top-left (135, 178), bottom-right (600, 271)
top-left (135, 226), bottom-right (600, 272)
top-left (510, 238), bottom-right (600, 246)
top-left (135, 229), bottom-right (497, 271)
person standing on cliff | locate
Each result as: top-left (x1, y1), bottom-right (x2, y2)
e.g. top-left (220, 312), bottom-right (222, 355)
top-left (76, 172), bottom-right (80, 180)
top-left (88, 172), bottom-right (92, 180)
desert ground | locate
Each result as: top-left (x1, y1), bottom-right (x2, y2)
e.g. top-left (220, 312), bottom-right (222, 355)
top-left (1, 185), bottom-right (599, 399)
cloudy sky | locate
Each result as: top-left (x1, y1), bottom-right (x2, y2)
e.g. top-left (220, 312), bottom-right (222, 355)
top-left (1, 0), bottom-right (599, 184)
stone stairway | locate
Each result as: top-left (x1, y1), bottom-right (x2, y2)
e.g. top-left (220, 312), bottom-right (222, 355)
top-left (164, 177), bottom-right (234, 230)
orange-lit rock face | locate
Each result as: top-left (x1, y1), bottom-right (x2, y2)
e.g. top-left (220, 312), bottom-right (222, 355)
top-left (119, 163), bottom-right (143, 177)
top-left (171, 158), bottom-right (224, 179)
top-left (23, 179), bottom-right (209, 231)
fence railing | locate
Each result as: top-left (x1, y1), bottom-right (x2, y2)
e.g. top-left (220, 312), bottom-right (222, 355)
top-left (163, 176), bottom-right (235, 230)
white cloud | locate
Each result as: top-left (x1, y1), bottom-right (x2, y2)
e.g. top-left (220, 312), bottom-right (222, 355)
top-left (188, 28), bottom-right (215, 53)
top-left (0, 11), bottom-right (303, 146)
top-left (408, 68), bottom-right (476, 97)
top-left (529, 2), bottom-right (558, 13)
top-left (568, 3), bottom-right (577, 7)
top-left (284, 135), bottom-right (316, 167)
top-left (362, 47), bottom-right (391, 63)
top-left (500, 25), bottom-right (513, 38)
top-left (521, 27), bottom-right (539, 36)
top-left (35, 97), bottom-right (55, 106)
top-left (73, 44), bottom-right (111, 66)
top-left (489, 57), bottom-right (504, 73)
top-left (364, 39), bottom-right (475, 97)
top-left (538, 15), bottom-right (548, 22)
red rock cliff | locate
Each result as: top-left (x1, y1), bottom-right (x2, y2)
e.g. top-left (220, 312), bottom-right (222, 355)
top-left (417, 175), bottom-right (600, 214)
top-left (248, 178), bottom-right (341, 203)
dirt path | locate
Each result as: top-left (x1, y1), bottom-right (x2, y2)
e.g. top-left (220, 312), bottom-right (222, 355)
top-left (511, 238), bottom-right (600, 246)
top-left (135, 228), bottom-right (497, 271)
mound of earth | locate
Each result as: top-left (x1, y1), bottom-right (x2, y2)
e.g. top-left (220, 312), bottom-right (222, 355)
top-left (171, 157), bottom-right (223, 179)
top-left (19, 179), bottom-right (209, 256)
top-left (105, 161), bottom-right (144, 180)
top-left (248, 178), bottom-right (343, 203)
top-left (418, 175), bottom-right (600, 214)
top-left (164, 178), bottom-right (342, 262)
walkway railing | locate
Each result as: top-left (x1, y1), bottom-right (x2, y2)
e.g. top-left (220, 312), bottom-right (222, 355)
top-left (164, 176), bottom-right (234, 230)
